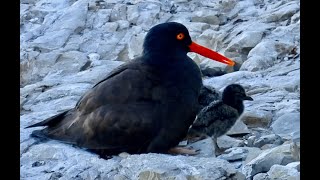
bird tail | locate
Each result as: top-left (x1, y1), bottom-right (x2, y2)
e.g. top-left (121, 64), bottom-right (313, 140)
top-left (30, 129), bottom-right (49, 139)
top-left (25, 110), bottom-right (70, 129)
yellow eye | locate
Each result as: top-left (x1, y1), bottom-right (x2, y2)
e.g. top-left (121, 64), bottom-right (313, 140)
top-left (176, 33), bottom-right (185, 40)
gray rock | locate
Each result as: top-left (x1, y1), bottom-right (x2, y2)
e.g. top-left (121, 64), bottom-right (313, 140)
top-left (20, 96), bottom-right (27, 110)
top-left (196, 29), bottom-right (225, 51)
top-left (31, 0), bottom-right (88, 51)
top-left (102, 22), bottom-right (119, 32)
top-left (240, 56), bottom-right (275, 72)
top-left (253, 173), bottom-right (270, 180)
top-left (243, 147), bottom-right (263, 164)
top-left (199, 58), bottom-right (233, 75)
top-left (267, 164), bottom-right (300, 180)
top-left (24, 83), bottom-right (91, 108)
top-left (93, 9), bottom-right (112, 29)
top-left (271, 113), bottom-right (300, 138)
top-left (127, 4), bottom-right (140, 25)
top-left (128, 32), bottom-right (146, 60)
top-left (218, 147), bottom-right (248, 161)
top-left (32, 29), bottom-right (73, 51)
top-left (240, 41), bottom-right (276, 72)
top-left (253, 134), bottom-right (284, 148)
top-left (224, 31), bottom-right (264, 60)
top-left (226, 119), bottom-right (250, 136)
top-left (203, 71), bottom-right (256, 91)
top-left (260, 144), bottom-right (278, 150)
top-left (242, 144), bottom-right (296, 179)
top-left (42, 61), bottom-right (124, 85)
top-left (20, 49), bottom-right (62, 86)
top-left (240, 39), bottom-right (295, 71)
top-left (110, 4), bottom-right (127, 22)
top-left (52, 51), bottom-right (89, 74)
top-left (240, 110), bottom-right (273, 128)
top-left (135, 2), bottom-right (161, 30)
top-left (186, 138), bottom-right (215, 158)
top-left (290, 142), bottom-right (300, 161)
top-left (87, 53), bottom-right (101, 61)
top-left (291, 131), bottom-right (300, 143)
top-left (119, 154), bottom-right (244, 179)
top-left (185, 22), bottom-right (211, 33)
top-left (117, 20), bottom-right (130, 30)
top-left (263, 2), bottom-right (300, 23)
top-left (191, 10), bottom-right (220, 25)
top-left (246, 135), bottom-right (256, 147)
top-left (217, 135), bottom-right (243, 150)
top-left (286, 162), bottom-right (300, 172)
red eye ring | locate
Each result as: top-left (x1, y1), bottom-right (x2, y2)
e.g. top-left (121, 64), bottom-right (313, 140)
top-left (176, 33), bottom-right (185, 40)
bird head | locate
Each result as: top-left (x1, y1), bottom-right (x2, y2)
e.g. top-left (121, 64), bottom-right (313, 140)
top-left (222, 84), bottom-right (253, 113)
top-left (142, 22), bottom-right (235, 66)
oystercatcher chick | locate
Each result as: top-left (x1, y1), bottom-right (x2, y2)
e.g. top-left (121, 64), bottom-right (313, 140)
top-left (188, 84), bottom-right (253, 155)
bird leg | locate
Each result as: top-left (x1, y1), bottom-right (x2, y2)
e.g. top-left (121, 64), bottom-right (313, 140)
top-left (168, 147), bottom-right (199, 155)
top-left (212, 137), bottom-right (224, 156)
top-left (184, 131), bottom-right (208, 143)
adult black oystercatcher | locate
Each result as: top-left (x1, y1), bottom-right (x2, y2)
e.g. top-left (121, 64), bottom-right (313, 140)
top-left (26, 22), bottom-right (235, 157)
top-left (188, 84), bottom-right (253, 155)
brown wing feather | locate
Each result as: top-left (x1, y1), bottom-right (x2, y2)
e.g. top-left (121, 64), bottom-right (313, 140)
top-left (29, 60), bottom-right (163, 152)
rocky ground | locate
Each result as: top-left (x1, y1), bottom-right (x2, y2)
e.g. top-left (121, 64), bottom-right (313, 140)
top-left (20, 0), bottom-right (300, 179)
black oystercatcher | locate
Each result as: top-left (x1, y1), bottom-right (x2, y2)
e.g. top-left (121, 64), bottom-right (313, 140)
top-left (26, 22), bottom-right (235, 157)
top-left (188, 84), bottom-right (253, 155)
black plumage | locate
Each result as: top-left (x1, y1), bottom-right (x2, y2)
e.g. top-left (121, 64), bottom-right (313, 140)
top-left (25, 22), bottom-right (235, 157)
top-left (198, 85), bottom-right (220, 111)
top-left (188, 84), bottom-right (253, 155)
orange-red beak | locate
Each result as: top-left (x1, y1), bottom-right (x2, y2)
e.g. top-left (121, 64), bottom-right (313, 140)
top-left (189, 42), bottom-right (235, 66)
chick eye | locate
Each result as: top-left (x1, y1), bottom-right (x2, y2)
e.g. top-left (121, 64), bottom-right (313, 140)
top-left (176, 33), bottom-right (185, 40)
